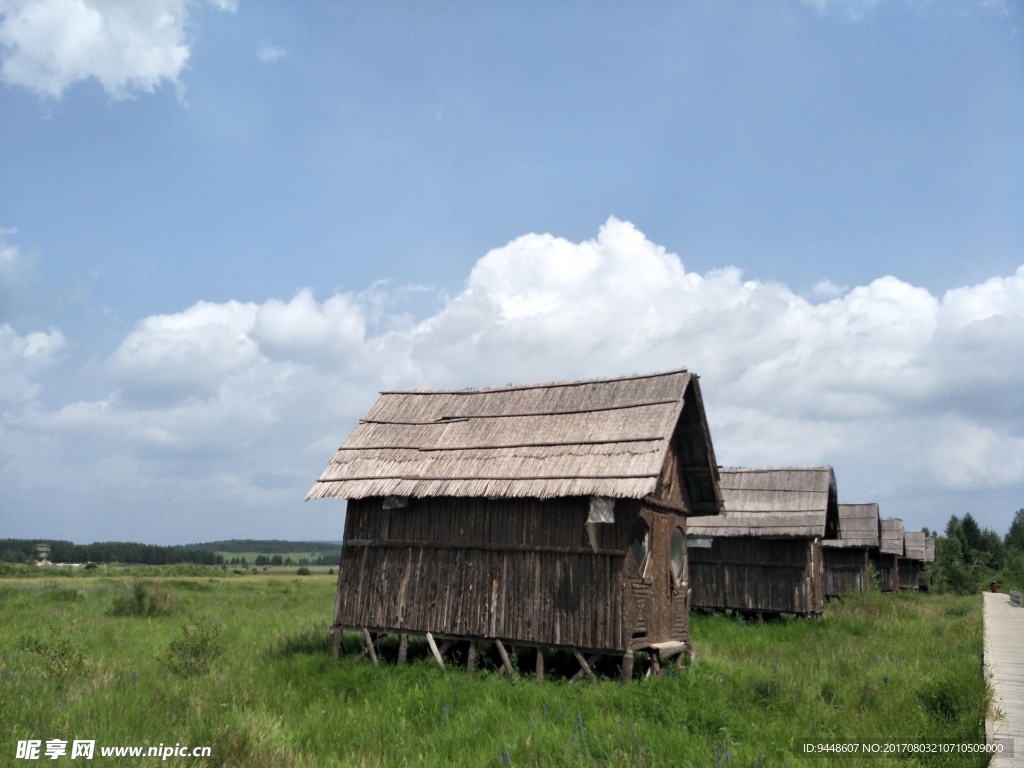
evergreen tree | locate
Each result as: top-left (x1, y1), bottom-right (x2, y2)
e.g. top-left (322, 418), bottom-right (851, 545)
top-left (1006, 509), bottom-right (1024, 552)
top-left (934, 536), bottom-right (974, 595)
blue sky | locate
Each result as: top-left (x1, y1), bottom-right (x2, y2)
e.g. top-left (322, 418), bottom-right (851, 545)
top-left (1, 0), bottom-right (1022, 545)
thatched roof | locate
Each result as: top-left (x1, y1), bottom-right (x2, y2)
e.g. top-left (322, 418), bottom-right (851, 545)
top-left (903, 530), bottom-right (927, 561)
top-left (879, 518), bottom-right (904, 555)
top-left (822, 502), bottom-right (880, 549)
top-left (687, 467), bottom-right (839, 539)
top-left (924, 536), bottom-right (935, 563)
top-left (306, 369), bottom-right (721, 512)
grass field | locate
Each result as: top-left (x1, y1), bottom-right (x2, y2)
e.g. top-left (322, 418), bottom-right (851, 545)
top-left (0, 570), bottom-right (989, 766)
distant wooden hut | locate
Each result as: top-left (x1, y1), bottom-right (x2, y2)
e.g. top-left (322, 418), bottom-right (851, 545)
top-left (686, 467), bottom-right (839, 617)
top-left (873, 518), bottom-right (904, 591)
top-left (822, 502), bottom-right (879, 597)
top-left (919, 535), bottom-right (935, 590)
top-left (306, 369), bottom-right (723, 681)
top-left (900, 531), bottom-right (927, 590)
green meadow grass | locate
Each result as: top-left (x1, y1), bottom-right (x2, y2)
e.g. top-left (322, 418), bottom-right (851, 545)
top-left (0, 574), bottom-right (988, 767)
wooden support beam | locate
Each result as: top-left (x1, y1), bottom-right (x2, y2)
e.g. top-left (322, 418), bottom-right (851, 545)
top-left (621, 651), bottom-right (634, 685)
top-left (573, 651), bottom-right (597, 684)
top-left (466, 641), bottom-right (477, 676)
top-left (331, 628), bottom-right (341, 659)
top-left (438, 639), bottom-right (454, 656)
top-left (495, 639), bottom-right (514, 677)
top-left (649, 650), bottom-right (661, 677)
top-left (535, 647), bottom-right (544, 681)
top-left (397, 633), bottom-right (408, 666)
top-left (425, 632), bottom-right (444, 669)
top-left (362, 627), bottom-right (378, 667)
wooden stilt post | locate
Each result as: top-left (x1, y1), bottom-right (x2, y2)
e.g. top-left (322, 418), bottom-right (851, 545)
top-left (362, 627), bottom-right (378, 667)
top-left (573, 650), bottom-right (596, 684)
top-left (650, 650), bottom-right (661, 676)
top-left (495, 639), bottom-right (514, 677)
top-left (397, 633), bottom-right (408, 666)
top-left (621, 650), bottom-right (634, 685)
top-left (331, 627), bottom-right (342, 659)
top-left (535, 647), bottom-right (544, 681)
top-left (466, 641), bottom-right (477, 676)
top-left (425, 632), bottom-right (444, 669)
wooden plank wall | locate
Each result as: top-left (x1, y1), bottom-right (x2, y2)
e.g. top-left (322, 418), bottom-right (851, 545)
top-left (334, 496), bottom-right (687, 653)
top-left (689, 537), bottom-right (824, 615)
top-left (897, 558), bottom-right (922, 590)
top-left (823, 548), bottom-right (870, 597)
top-left (871, 552), bottom-right (900, 591)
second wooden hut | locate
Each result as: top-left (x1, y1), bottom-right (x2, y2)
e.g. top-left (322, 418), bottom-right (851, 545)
top-left (687, 467), bottom-right (839, 617)
top-left (822, 502), bottom-right (879, 597)
top-left (873, 518), bottom-right (904, 591)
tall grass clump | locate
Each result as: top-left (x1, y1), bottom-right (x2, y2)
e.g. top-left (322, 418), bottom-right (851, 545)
top-left (109, 579), bottom-right (176, 616)
top-left (163, 616), bottom-right (223, 676)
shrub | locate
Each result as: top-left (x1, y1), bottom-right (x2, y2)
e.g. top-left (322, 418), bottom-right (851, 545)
top-left (164, 617), bottom-right (222, 677)
top-left (296, 566), bottom-right (311, 576)
top-left (109, 580), bottom-right (176, 617)
top-left (16, 624), bottom-right (84, 679)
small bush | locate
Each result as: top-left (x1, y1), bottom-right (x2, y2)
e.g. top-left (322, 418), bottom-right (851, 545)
top-left (16, 625), bottom-right (84, 679)
top-left (295, 566), bottom-right (311, 576)
top-left (43, 583), bottom-right (85, 603)
top-left (109, 580), bottom-right (176, 617)
top-left (164, 617), bottom-right (222, 677)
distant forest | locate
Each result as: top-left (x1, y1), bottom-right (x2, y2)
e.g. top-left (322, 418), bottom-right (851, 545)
top-left (0, 539), bottom-right (341, 566)
top-left (188, 539), bottom-right (341, 555)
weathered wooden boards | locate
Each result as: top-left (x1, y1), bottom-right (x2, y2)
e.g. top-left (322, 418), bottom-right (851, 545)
top-left (984, 591), bottom-right (1024, 767)
top-left (688, 537), bottom-right (825, 616)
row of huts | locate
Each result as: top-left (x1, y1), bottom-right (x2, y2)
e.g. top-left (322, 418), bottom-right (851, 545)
top-left (305, 369), bottom-right (935, 681)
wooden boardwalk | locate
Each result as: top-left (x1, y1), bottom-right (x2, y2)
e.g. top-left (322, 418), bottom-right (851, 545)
top-left (984, 591), bottom-right (1023, 767)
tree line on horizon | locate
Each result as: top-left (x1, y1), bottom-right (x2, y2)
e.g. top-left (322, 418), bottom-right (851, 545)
top-left (0, 538), bottom-right (343, 566)
top-left (0, 539), bottom-right (223, 566)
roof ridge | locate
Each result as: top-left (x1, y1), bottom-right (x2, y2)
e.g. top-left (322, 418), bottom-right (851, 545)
top-left (377, 368), bottom-right (691, 396)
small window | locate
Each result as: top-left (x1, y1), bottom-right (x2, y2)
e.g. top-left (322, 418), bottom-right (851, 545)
top-left (670, 527), bottom-right (685, 582)
top-left (630, 519), bottom-right (649, 576)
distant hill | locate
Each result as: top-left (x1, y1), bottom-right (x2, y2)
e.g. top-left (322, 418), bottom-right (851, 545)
top-left (187, 539), bottom-right (341, 555)
top-left (186, 539), bottom-right (342, 567)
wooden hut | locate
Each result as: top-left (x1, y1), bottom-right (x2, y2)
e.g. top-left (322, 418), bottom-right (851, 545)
top-left (872, 518), bottom-right (904, 591)
top-left (305, 369), bottom-right (723, 681)
top-left (919, 535), bottom-right (935, 590)
top-left (822, 502), bottom-right (879, 597)
top-left (686, 467), bottom-right (839, 617)
top-left (899, 530), bottom-right (927, 590)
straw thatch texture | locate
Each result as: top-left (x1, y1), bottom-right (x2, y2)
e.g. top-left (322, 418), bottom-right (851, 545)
top-left (822, 503), bottom-right (880, 549)
top-left (879, 518), bottom-right (905, 555)
top-left (687, 467), bottom-right (839, 538)
top-left (903, 530), bottom-right (927, 561)
top-left (307, 369), bottom-right (720, 513)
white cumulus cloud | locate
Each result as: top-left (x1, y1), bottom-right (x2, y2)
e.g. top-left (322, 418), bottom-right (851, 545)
top-left (0, 0), bottom-right (235, 99)
top-left (3, 217), bottom-right (1023, 542)
top-left (0, 322), bottom-right (65, 408)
